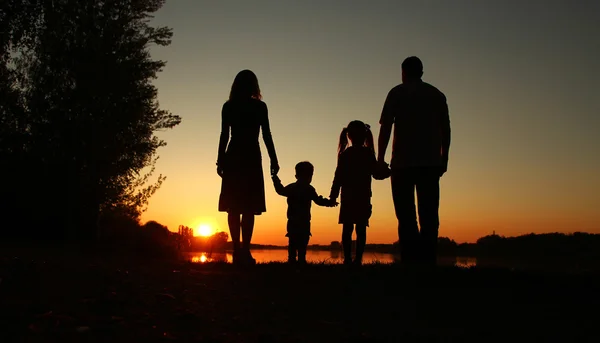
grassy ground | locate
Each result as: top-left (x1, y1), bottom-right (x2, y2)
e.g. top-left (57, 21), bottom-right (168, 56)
top-left (1, 247), bottom-right (599, 342)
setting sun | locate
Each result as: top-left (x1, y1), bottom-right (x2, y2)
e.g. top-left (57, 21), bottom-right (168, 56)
top-left (196, 224), bottom-right (214, 237)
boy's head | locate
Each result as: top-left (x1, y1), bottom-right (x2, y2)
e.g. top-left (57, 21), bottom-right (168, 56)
top-left (295, 161), bottom-right (314, 183)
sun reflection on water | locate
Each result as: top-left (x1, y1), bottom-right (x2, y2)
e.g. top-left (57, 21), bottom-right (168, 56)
top-left (188, 250), bottom-right (477, 267)
top-left (190, 252), bottom-right (231, 263)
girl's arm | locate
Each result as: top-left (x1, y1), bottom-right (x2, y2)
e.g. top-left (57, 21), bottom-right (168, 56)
top-left (312, 187), bottom-right (335, 207)
top-left (217, 103), bottom-right (230, 166)
top-left (329, 155), bottom-right (344, 200)
top-left (260, 102), bottom-right (279, 175)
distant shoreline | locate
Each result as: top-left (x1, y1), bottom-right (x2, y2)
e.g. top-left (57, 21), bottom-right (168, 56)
top-left (184, 232), bottom-right (600, 264)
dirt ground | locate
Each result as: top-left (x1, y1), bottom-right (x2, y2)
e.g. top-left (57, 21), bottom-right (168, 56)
top-left (1, 249), bottom-right (599, 342)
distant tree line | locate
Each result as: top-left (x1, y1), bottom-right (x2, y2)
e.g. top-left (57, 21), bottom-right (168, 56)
top-left (1, 0), bottom-right (180, 242)
top-left (96, 216), bottom-right (179, 258)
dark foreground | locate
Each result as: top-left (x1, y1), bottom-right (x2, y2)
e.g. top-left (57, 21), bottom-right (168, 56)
top-left (1, 249), bottom-right (599, 343)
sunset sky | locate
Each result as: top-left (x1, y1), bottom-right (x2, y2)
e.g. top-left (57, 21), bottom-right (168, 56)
top-left (141, 0), bottom-right (600, 244)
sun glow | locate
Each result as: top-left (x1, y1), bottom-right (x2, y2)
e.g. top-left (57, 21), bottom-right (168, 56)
top-left (196, 224), bottom-right (214, 237)
top-left (191, 254), bottom-right (208, 263)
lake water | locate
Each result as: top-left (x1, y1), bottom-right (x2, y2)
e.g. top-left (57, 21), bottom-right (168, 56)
top-left (187, 249), bottom-right (477, 268)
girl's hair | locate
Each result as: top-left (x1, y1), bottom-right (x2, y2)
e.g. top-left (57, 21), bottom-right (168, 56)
top-left (337, 120), bottom-right (375, 159)
top-left (229, 69), bottom-right (262, 101)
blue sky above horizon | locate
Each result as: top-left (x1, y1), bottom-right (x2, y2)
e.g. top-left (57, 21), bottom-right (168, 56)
top-left (140, 0), bottom-right (600, 244)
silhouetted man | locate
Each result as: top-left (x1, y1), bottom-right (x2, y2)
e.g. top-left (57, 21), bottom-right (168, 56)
top-left (377, 56), bottom-right (451, 266)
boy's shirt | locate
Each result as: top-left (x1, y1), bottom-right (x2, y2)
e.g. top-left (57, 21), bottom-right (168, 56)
top-left (273, 178), bottom-right (330, 222)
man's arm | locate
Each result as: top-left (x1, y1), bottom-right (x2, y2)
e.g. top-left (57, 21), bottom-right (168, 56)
top-left (440, 94), bottom-right (451, 175)
top-left (441, 95), bottom-right (451, 161)
top-left (378, 89), bottom-right (395, 162)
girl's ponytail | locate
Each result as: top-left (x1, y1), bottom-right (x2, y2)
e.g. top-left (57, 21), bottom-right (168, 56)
top-left (338, 127), bottom-right (349, 159)
top-left (364, 124), bottom-right (375, 158)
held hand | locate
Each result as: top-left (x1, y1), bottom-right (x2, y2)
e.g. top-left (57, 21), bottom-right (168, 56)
top-left (271, 162), bottom-right (280, 176)
top-left (373, 161), bottom-right (391, 180)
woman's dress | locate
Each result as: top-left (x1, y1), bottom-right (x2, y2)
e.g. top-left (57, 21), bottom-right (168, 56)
top-left (218, 98), bottom-right (276, 215)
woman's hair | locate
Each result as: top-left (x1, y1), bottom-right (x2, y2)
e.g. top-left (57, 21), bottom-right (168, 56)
top-left (229, 69), bottom-right (262, 101)
top-left (337, 120), bottom-right (375, 159)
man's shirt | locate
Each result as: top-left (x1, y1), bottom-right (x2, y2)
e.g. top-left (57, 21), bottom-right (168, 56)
top-left (380, 80), bottom-right (451, 169)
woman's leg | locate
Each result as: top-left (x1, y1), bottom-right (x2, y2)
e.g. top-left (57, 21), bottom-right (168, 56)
top-left (355, 224), bottom-right (367, 265)
top-left (228, 213), bottom-right (241, 250)
top-left (341, 223), bottom-right (354, 265)
top-left (241, 213), bottom-right (256, 264)
top-left (228, 213), bottom-right (242, 263)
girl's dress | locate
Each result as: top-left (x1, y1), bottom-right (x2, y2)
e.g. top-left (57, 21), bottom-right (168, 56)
top-left (330, 146), bottom-right (376, 226)
top-left (218, 98), bottom-right (275, 215)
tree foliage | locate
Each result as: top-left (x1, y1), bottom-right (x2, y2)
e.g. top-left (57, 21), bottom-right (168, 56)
top-left (0, 0), bottom-right (180, 240)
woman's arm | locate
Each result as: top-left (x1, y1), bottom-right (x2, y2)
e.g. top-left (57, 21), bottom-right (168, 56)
top-left (260, 103), bottom-right (279, 175)
top-left (217, 103), bottom-right (230, 168)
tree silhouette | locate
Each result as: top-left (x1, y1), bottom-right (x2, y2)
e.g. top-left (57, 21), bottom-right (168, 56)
top-left (210, 232), bottom-right (229, 248)
top-left (0, 0), bottom-right (180, 240)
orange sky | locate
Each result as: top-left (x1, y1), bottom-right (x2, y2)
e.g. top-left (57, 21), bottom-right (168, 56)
top-left (140, 1), bottom-right (600, 244)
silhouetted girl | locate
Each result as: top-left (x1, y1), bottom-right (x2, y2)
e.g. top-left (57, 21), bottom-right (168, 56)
top-left (329, 120), bottom-right (377, 265)
top-left (217, 70), bottom-right (279, 266)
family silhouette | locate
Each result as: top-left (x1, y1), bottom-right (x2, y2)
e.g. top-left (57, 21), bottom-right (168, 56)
top-left (217, 57), bottom-right (451, 267)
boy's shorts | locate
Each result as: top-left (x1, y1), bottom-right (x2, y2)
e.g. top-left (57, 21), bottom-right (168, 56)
top-left (285, 220), bottom-right (311, 238)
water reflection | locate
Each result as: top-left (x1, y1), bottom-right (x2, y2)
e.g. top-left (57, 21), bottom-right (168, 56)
top-left (330, 250), bottom-right (340, 260)
top-left (188, 249), bottom-right (477, 268)
top-left (190, 252), bottom-right (230, 264)
top-left (455, 256), bottom-right (477, 268)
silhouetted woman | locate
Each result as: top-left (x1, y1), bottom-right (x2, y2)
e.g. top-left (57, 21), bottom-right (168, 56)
top-left (217, 70), bottom-right (279, 265)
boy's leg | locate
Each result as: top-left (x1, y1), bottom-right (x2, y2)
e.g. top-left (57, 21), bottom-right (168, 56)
top-left (298, 234), bottom-right (310, 264)
top-left (287, 221), bottom-right (297, 263)
top-left (354, 224), bottom-right (367, 265)
top-left (297, 221), bottom-right (311, 264)
top-left (341, 223), bottom-right (354, 265)
top-left (288, 236), bottom-right (297, 263)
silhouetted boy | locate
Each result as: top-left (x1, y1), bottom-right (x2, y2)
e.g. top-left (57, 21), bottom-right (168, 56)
top-left (272, 161), bottom-right (336, 264)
